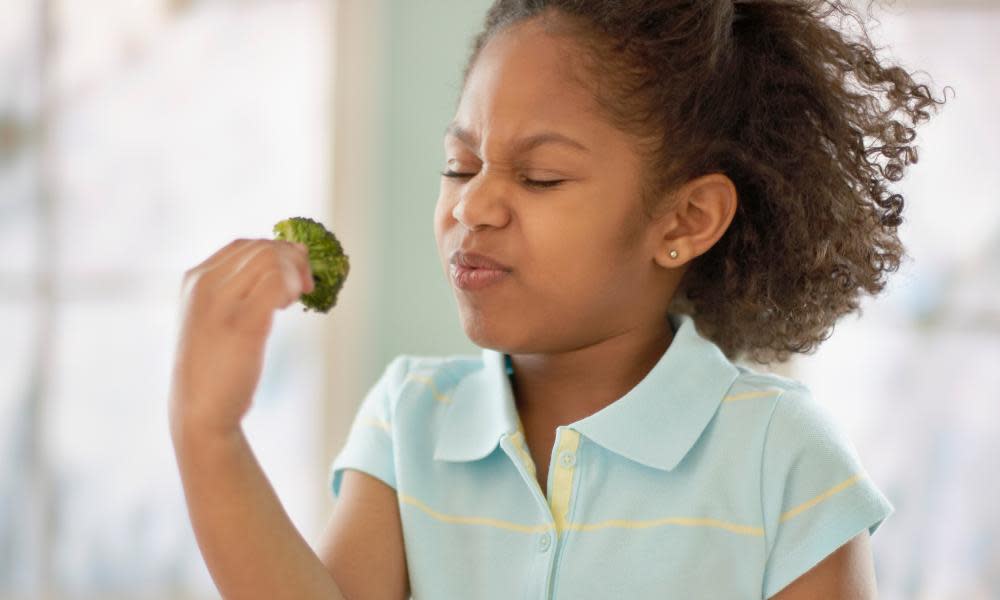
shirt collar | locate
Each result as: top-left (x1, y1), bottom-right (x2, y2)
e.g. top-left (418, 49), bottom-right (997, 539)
top-left (433, 312), bottom-right (740, 471)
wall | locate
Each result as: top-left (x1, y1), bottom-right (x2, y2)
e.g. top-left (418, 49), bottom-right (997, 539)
top-left (374, 0), bottom-right (494, 373)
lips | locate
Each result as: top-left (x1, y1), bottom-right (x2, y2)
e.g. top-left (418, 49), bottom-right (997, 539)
top-left (448, 249), bottom-right (512, 292)
top-left (451, 265), bottom-right (508, 291)
top-left (449, 250), bottom-right (512, 272)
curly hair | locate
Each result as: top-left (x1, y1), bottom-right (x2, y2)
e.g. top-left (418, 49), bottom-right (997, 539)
top-left (457, 0), bottom-right (949, 365)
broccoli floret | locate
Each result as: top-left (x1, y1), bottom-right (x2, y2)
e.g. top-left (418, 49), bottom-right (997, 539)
top-left (273, 217), bottom-right (350, 313)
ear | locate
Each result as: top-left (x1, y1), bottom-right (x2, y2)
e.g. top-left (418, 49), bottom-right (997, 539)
top-left (652, 173), bottom-right (738, 269)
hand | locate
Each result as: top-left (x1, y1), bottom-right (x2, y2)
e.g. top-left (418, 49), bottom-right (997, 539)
top-left (168, 238), bottom-right (315, 438)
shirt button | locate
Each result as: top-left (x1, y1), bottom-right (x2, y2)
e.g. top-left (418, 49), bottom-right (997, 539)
top-left (538, 532), bottom-right (552, 552)
top-left (558, 450), bottom-right (576, 468)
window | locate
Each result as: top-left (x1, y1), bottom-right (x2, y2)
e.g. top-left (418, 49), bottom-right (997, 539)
top-left (785, 7), bottom-right (1000, 598)
top-left (0, 1), bottom-right (332, 596)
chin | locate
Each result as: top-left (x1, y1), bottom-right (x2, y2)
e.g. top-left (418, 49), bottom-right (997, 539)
top-left (459, 311), bottom-right (505, 349)
top-left (457, 307), bottom-right (524, 352)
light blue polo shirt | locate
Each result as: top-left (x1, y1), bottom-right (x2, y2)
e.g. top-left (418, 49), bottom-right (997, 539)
top-left (330, 312), bottom-right (893, 599)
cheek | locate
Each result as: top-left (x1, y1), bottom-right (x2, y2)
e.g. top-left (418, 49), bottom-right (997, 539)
top-left (526, 215), bottom-right (625, 301)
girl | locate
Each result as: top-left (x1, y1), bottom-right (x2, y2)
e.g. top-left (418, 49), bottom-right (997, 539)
top-left (169, 1), bottom-right (946, 598)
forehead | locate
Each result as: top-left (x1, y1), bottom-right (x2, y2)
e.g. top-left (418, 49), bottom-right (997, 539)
top-left (453, 18), bottom-right (603, 143)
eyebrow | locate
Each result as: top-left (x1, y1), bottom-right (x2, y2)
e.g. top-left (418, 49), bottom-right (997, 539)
top-left (443, 122), bottom-right (592, 155)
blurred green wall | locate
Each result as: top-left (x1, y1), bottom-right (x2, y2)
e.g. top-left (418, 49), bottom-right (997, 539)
top-left (371, 0), bottom-right (493, 377)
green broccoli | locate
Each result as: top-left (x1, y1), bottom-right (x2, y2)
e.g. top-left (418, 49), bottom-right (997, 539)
top-left (272, 217), bottom-right (350, 313)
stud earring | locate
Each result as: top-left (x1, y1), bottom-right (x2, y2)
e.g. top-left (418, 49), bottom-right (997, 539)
top-left (669, 249), bottom-right (679, 259)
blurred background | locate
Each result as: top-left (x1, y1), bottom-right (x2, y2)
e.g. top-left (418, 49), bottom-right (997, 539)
top-left (0, 0), bottom-right (995, 598)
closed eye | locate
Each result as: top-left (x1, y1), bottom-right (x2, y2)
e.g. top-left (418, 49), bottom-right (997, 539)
top-left (439, 170), bottom-right (475, 180)
top-left (439, 170), bottom-right (566, 190)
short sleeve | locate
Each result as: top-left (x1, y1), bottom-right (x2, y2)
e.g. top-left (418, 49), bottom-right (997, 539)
top-left (329, 355), bottom-right (410, 499)
top-left (760, 385), bottom-right (894, 599)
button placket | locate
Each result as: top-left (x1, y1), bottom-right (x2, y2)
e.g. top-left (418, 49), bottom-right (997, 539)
top-left (538, 531), bottom-right (552, 552)
top-left (544, 428), bottom-right (583, 600)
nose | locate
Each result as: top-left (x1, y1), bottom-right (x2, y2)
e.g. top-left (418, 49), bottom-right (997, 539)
top-left (451, 169), bottom-right (510, 230)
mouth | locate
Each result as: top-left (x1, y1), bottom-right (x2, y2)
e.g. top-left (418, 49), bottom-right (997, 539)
top-left (449, 249), bottom-right (512, 272)
top-left (450, 264), bottom-right (510, 291)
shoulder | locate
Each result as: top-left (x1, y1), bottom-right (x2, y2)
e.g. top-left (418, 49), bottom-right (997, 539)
top-left (723, 365), bottom-right (847, 435)
top-left (332, 352), bottom-right (485, 493)
top-left (745, 370), bottom-right (894, 598)
top-left (376, 352), bottom-right (485, 413)
top-left (707, 364), bottom-right (874, 491)
top-left (723, 365), bottom-right (865, 484)
top-left (712, 365), bottom-right (814, 441)
top-left (749, 371), bottom-right (862, 470)
top-left (730, 365), bottom-right (808, 397)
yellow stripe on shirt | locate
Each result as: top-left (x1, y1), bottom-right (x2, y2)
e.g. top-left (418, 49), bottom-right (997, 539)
top-left (361, 416), bottom-right (390, 432)
top-left (399, 491), bottom-right (763, 537)
top-left (566, 517), bottom-right (764, 537)
top-left (780, 473), bottom-right (865, 523)
top-left (398, 493), bottom-right (552, 534)
top-left (723, 389), bottom-right (783, 403)
top-left (405, 374), bottom-right (452, 403)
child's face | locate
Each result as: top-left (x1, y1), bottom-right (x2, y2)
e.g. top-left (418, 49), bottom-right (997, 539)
top-left (434, 17), bottom-right (673, 353)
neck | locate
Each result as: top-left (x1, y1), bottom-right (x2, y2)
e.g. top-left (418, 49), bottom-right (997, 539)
top-left (508, 315), bottom-right (675, 425)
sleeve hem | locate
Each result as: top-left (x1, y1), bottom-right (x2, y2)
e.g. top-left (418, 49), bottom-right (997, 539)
top-left (763, 504), bottom-right (893, 599)
top-left (331, 464), bottom-right (398, 499)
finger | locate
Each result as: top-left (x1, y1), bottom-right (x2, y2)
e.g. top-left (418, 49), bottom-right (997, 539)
top-left (282, 241), bottom-right (315, 294)
top-left (192, 240), bottom-right (311, 302)
top-left (182, 239), bottom-right (254, 297)
top-left (185, 239), bottom-right (269, 298)
top-left (287, 242), bottom-right (315, 293)
top-left (224, 244), bottom-right (305, 305)
top-left (210, 241), bottom-right (273, 295)
top-left (240, 268), bottom-right (302, 330)
top-left (189, 238), bottom-right (255, 274)
top-left (207, 239), bottom-right (277, 288)
top-left (230, 272), bottom-right (279, 338)
top-left (212, 239), bottom-right (306, 296)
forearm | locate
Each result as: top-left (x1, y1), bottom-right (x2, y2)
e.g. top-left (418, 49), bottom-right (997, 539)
top-left (171, 419), bottom-right (345, 600)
